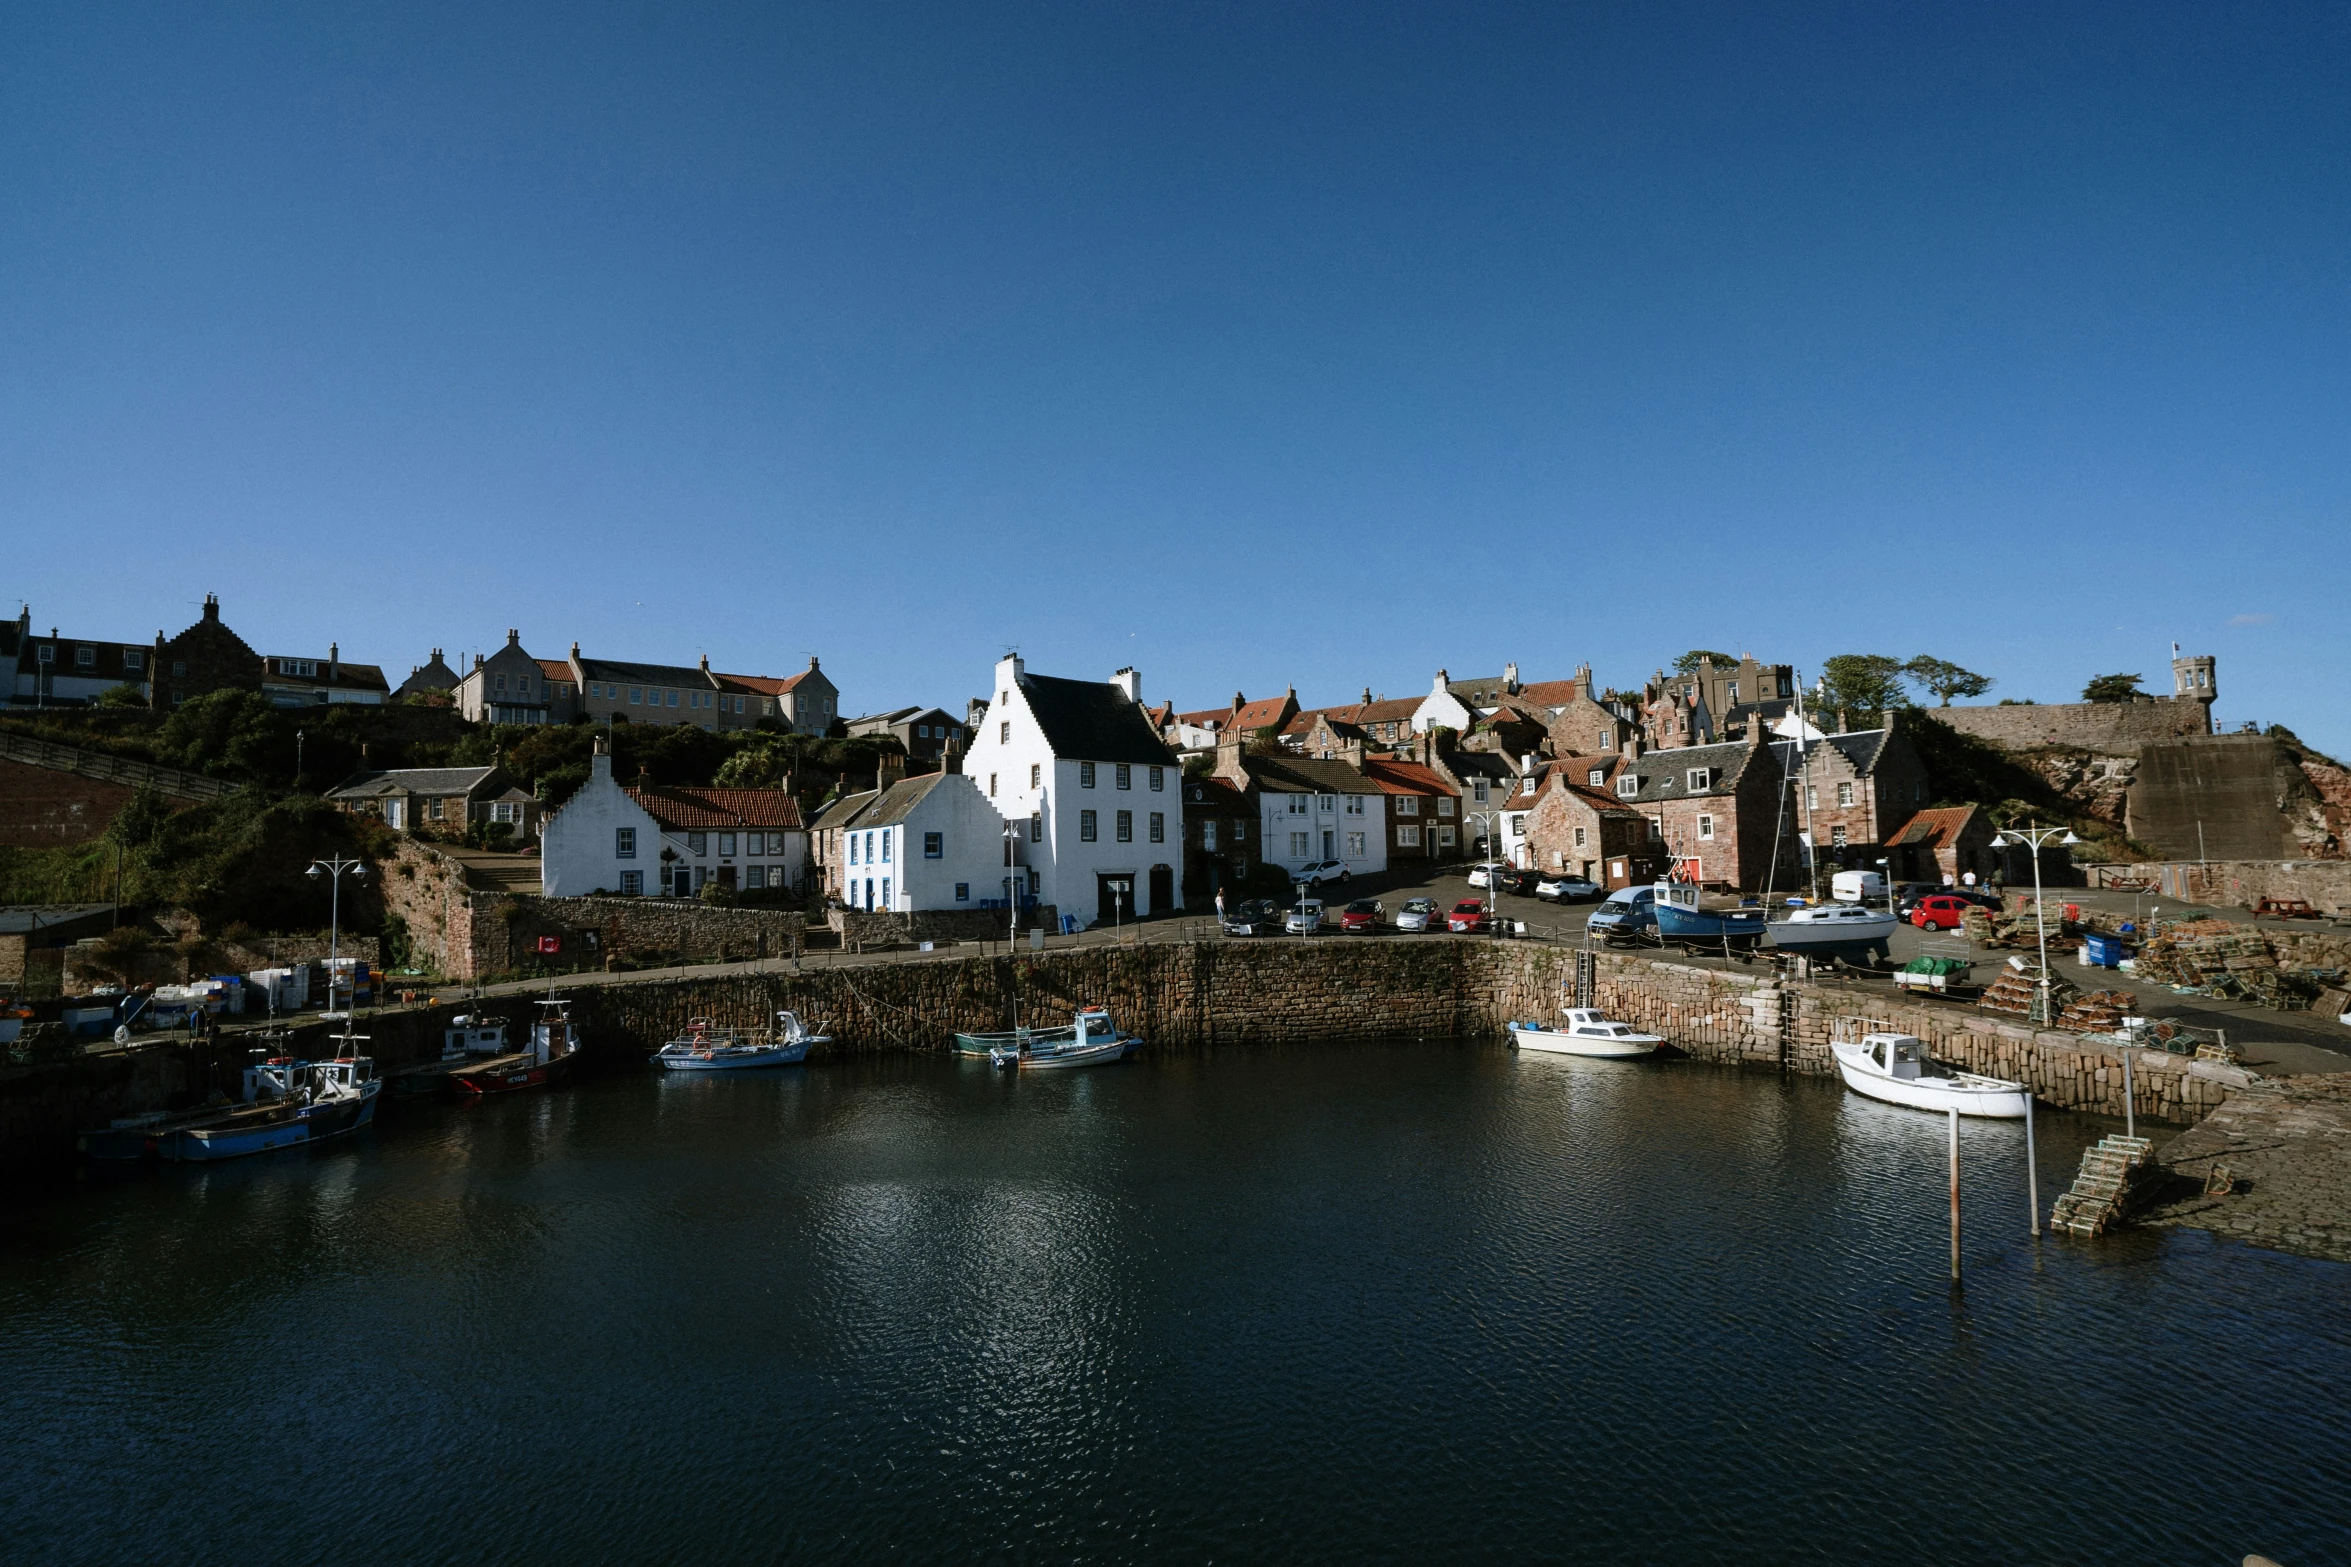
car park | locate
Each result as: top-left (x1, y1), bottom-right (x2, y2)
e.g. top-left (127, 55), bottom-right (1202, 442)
top-left (1220, 899), bottom-right (1279, 937)
top-left (1535, 874), bottom-right (1603, 903)
top-left (1586, 885), bottom-right (1659, 942)
top-left (1292, 860), bottom-right (1351, 887)
top-left (1284, 899), bottom-right (1325, 935)
top-left (1446, 899), bottom-right (1489, 933)
top-left (1339, 899), bottom-right (1384, 933)
top-left (1394, 897), bottom-right (1438, 932)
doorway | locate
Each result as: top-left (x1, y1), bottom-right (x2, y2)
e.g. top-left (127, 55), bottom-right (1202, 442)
top-left (1097, 874), bottom-right (1133, 925)
top-left (1148, 863), bottom-right (1172, 913)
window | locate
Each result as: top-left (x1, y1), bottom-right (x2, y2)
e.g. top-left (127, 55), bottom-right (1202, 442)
top-left (1687, 769), bottom-right (1710, 790)
top-left (123, 649), bottom-right (143, 671)
top-left (620, 870), bottom-right (643, 895)
top-left (767, 833), bottom-right (786, 854)
top-left (1837, 782), bottom-right (1855, 808)
top-left (719, 832), bottom-right (737, 857)
top-left (955, 882), bottom-right (970, 902)
top-left (1288, 795), bottom-right (1308, 814)
top-left (1398, 825), bottom-right (1421, 847)
top-left (1472, 780), bottom-right (1488, 804)
top-left (1116, 764), bottom-right (1132, 790)
top-left (1396, 796), bottom-right (1418, 816)
top-left (865, 831), bottom-right (877, 862)
top-left (1150, 766), bottom-right (1164, 791)
top-left (1318, 794), bottom-right (1335, 814)
top-left (1647, 819), bottom-right (1662, 842)
top-left (848, 834), bottom-right (860, 865)
top-left (689, 832), bottom-right (707, 856)
top-left (75, 646), bottom-right (95, 668)
top-left (1804, 784), bottom-right (1817, 810)
top-left (1519, 777), bottom-right (1535, 796)
top-left (630, 688), bottom-right (643, 705)
top-left (1116, 810), bottom-right (1133, 843)
top-left (1346, 831), bottom-right (1365, 857)
top-left (1233, 821), bottom-right (1245, 840)
top-left (171, 660), bottom-right (186, 677)
top-left (746, 866), bottom-right (766, 889)
top-left (1029, 763), bottom-right (1041, 788)
top-left (1030, 812), bottom-right (1042, 842)
top-left (919, 831), bottom-right (942, 859)
top-left (880, 831), bottom-right (891, 863)
top-left (1202, 820), bottom-right (1219, 851)
top-left (989, 773), bottom-right (998, 797)
top-left (615, 828), bottom-right (637, 859)
top-left (427, 797), bottom-right (445, 821)
top-left (1697, 814), bottom-right (1715, 840)
top-left (1290, 832), bottom-right (1311, 857)
top-left (1081, 762), bottom-right (1097, 788)
top-left (1149, 812), bottom-right (1164, 843)
top-left (1590, 769), bottom-right (1606, 787)
top-left (667, 690), bottom-right (679, 708)
top-left (881, 877), bottom-right (891, 907)
top-left (1436, 826), bottom-right (1455, 847)
top-left (997, 719), bottom-right (1012, 744)
top-left (1345, 795), bottom-right (1364, 815)
top-left (1831, 825), bottom-right (1849, 847)
top-left (1727, 683), bottom-right (1739, 705)
top-left (1080, 810), bottom-right (1098, 842)
top-left (1573, 826), bottom-right (1587, 848)
top-left (1617, 775), bottom-right (1639, 798)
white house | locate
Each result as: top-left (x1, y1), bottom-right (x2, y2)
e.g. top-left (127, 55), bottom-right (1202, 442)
top-left (1493, 757), bottom-right (1548, 869)
top-left (1226, 752), bottom-right (1387, 880)
top-left (1410, 669), bottom-right (1481, 736)
top-left (825, 772), bottom-right (1008, 914)
top-left (956, 656), bottom-right (1184, 925)
top-left (542, 743), bottom-right (806, 897)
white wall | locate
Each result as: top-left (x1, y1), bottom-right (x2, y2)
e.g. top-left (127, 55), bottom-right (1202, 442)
top-left (1258, 789), bottom-right (1387, 879)
top-left (836, 774), bottom-right (1002, 912)
top-left (540, 754), bottom-right (666, 897)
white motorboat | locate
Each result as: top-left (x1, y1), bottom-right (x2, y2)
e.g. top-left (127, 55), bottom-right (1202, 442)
top-left (1768, 901), bottom-right (1898, 962)
top-left (1831, 1029), bottom-right (2029, 1118)
top-left (654, 1010), bottom-right (829, 1071)
top-left (1507, 1007), bottom-right (1664, 1059)
top-left (987, 1007), bottom-right (1139, 1071)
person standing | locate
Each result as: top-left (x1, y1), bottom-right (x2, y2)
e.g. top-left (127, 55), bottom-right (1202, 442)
top-left (1214, 886), bottom-right (1227, 922)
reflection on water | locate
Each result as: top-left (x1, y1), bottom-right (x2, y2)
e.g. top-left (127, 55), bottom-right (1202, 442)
top-left (3, 1044), bottom-right (2345, 1565)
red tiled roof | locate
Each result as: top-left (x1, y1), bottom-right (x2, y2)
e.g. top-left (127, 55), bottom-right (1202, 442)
top-left (1889, 805), bottom-right (1978, 849)
top-left (1511, 679), bottom-right (1587, 707)
top-left (1287, 697), bottom-right (1421, 732)
top-left (1360, 759), bottom-right (1453, 796)
top-left (535, 659), bottom-right (574, 683)
top-left (624, 785), bottom-right (804, 831)
top-left (719, 669), bottom-right (824, 696)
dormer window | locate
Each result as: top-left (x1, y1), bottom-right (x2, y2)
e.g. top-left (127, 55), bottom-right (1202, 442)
top-left (1616, 774), bottom-right (1639, 798)
top-left (1589, 769), bottom-right (1605, 787)
top-left (1687, 769), bottom-right (1711, 790)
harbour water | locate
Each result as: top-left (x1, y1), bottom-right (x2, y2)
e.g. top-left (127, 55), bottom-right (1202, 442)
top-left (4, 1043), bottom-right (2345, 1564)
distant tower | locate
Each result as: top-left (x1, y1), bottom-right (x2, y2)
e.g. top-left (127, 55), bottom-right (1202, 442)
top-left (2171, 646), bottom-right (2217, 730)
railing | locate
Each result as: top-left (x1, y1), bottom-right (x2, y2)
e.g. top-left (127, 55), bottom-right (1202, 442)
top-left (0, 731), bottom-right (236, 801)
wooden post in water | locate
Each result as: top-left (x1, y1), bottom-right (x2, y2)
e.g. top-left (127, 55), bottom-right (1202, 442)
top-left (2121, 1046), bottom-right (2135, 1140)
top-left (1948, 1108), bottom-right (1962, 1285)
top-left (2025, 1095), bottom-right (2041, 1238)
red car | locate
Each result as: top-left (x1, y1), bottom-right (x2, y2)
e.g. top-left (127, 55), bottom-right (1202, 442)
top-left (1910, 894), bottom-right (1976, 932)
top-left (1339, 899), bottom-right (1384, 933)
top-left (1447, 899), bottom-right (1488, 933)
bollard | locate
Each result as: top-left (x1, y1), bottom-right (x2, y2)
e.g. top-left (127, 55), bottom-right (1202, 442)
top-left (2025, 1095), bottom-right (2040, 1238)
top-left (1948, 1108), bottom-right (1962, 1286)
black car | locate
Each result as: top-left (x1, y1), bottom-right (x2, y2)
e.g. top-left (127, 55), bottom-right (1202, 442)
top-left (1220, 898), bottom-right (1280, 936)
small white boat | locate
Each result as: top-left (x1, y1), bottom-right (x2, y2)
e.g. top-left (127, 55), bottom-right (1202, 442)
top-left (988, 1007), bottom-right (1139, 1071)
top-left (1831, 1029), bottom-right (2029, 1118)
top-left (654, 1010), bottom-right (829, 1071)
top-left (1768, 901), bottom-right (1898, 962)
top-left (1507, 1007), bottom-right (1664, 1059)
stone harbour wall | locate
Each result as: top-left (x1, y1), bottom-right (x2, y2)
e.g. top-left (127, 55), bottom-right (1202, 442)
top-left (1935, 698), bottom-right (2211, 755)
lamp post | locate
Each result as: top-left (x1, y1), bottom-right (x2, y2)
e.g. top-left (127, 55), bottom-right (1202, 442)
top-left (1875, 855), bottom-right (1892, 914)
top-left (307, 854), bottom-right (367, 1018)
top-left (1002, 822), bottom-right (1020, 947)
top-left (1988, 822), bottom-right (2080, 1025)
top-left (1469, 809), bottom-right (1501, 912)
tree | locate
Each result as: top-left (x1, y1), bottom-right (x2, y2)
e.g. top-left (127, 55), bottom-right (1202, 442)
top-left (1818, 655), bottom-right (1908, 718)
top-left (1902, 656), bottom-right (1994, 707)
top-left (1672, 650), bottom-right (1736, 676)
top-left (2082, 673), bottom-right (2143, 703)
top-left (95, 682), bottom-right (148, 709)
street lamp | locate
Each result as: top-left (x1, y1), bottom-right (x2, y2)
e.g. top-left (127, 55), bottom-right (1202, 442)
top-left (1988, 822), bottom-right (2081, 1025)
top-left (1874, 856), bottom-right (1892, 914)
top-left (1468, 809), bottom-right (1501, 904)
top-left (307, 854), bottom-right (367, 1018)
top-left (1002, 822), bottom-right (1021, 946)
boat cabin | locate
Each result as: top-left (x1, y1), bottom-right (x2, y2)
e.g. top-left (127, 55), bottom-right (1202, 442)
top-left (530, 1000), bottom-right (576, 1065)
top-left (1863, 1032), bottom-right (1927, 1080)
top-left (443, 1015), bottom-right (508, 1060)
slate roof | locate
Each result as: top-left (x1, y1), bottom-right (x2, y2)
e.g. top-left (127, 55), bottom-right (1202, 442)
top-left (1182, 775), bottom-right (1251, 812)
top-left (328, 766), bottom-right (497, 799)
top-left (1245, 755), bottom-right (1378, 795)
top-left (1553, 752), bottom-right (1628, 788)
top-left (266, 658), bottom-right (390, 693)
top-left (852, 773), bottom-right (958, 830)
top-left (845, 707), bottom-right (925, 728)
top-left (1017, 672), bottom-right (1178, 767)
top-left (812, 789), bottom-right (880, 833)
top-left (1821, 728), bottom-right (1889, 775)
top-left (578, 656), bottom-right (717, 688)
top-left (1609, 739), bottom-right (1789, 804)
top-left (624, 785), bottom-right (805, 831)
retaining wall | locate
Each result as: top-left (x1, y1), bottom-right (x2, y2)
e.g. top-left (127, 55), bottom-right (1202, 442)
top-left (1936, 698), bottom-right (2212, 755)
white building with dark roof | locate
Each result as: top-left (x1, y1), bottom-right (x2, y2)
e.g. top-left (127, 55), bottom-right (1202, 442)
top-left (818, 771), bottom-right (1005, 914)
top-left (540, 743), bottom-right (805, 897)
top-left (958, 656), bottom-right (1185, 925)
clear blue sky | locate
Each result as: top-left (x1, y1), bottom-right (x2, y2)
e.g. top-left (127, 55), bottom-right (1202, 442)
top-left (5, 3), bottom-right (2345, 752)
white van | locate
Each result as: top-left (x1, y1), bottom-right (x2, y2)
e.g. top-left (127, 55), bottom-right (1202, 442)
top-left (1831, 870), bottom-right (1886, 904)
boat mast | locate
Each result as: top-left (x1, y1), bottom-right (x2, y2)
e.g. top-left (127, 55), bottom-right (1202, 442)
top-left (1792, 676), bottom-right (1821, 900)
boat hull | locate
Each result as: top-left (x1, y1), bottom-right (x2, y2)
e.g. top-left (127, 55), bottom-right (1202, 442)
top-left (654, 1042), bottom-right (812, 1071)
top-left (1507, 1022), bottom-right (1658, 1059)
top-left (1830, 1044), bottom-right (2028, 1118)
top-left (1767, 912), bottom-right (1897, 962)
top-left (1654, 903), bottom-right (1767, 947)
top-left (450, 1053), bottom-right (573, 1097)
top-left (992, 1038), bottom-right (1139, 1070)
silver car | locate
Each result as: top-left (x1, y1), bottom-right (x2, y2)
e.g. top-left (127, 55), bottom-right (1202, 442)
top-left (1393, 896), bottom-right (1438, 932)
top-left (1284, 899), bottom-right (1324, 935)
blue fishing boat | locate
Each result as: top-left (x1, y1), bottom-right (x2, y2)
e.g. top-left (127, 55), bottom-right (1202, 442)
top-left (1651, 882), bottom-right (1768, 950)
top-left (142, 1032), bottom-right (380, 1162)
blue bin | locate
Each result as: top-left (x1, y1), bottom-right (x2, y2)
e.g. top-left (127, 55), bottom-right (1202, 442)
top-left (2083, 933), bottom-right (2124, 968)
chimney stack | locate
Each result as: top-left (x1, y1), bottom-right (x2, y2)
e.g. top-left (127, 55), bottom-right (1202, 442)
top-left (879, 751), bottom-right (906, 788)
top-left (202, 593), bottom-right (220, 622)
top-left (505, 628), bottom-right (520, 647)
top-left (1111, 667), bottom-right (1141, 703)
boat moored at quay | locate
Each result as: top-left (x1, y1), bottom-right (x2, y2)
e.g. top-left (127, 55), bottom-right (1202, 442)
top-left (958, 1007), bottom-right (1141, 1071)
top-left (1507, 1007), bottom-right (1664, 1059)
top-left (80, 1029), bottom-right (382, 1162)
top-left (449, 997), bottom-right (579, 1097)
top-left (1829, 1022), bottom-right (2030, 1119)
top-left (653, 1010), bottom-right (829, 1071)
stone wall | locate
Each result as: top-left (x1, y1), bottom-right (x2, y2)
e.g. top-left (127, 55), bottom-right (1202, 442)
top-left (1936, 698), bottom-right (2211, 755)
top-left (827, 906), bottom-right (1059, 947)
top-left (2110, 859), bottom-right (2351, 917)
top-left (2126, 736), bottom-right (2297, 860)
top-left (0, 755), bottom-right (144, 848)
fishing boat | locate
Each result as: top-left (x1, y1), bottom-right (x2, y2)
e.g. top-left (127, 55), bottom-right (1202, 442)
top-left (385, 1013), bottom-right (513, 1098)
top-left (88, 1027), bottom-right (383, 1162)
top-left (653, 1010), bottom-right (828, 1071)
top-left (449, 996), bottom-right (579, 1096)
top-left (954, 1006), bottom-right (1124, 1059)
top-left (1767, 901), bottom-right (1898, 964)
top-left (980, 1007), bottom-right (1140, 1071)
top-left (1651, 882), bottom-right (1768, 950)
top-left (1506, 1007), bottom-right (1664, 1059)
top-left (1830, 1025), bottom-right (2029, 1118)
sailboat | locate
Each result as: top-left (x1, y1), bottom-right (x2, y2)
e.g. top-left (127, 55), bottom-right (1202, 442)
top-left (1764, 678), bottom-right (1898, 964)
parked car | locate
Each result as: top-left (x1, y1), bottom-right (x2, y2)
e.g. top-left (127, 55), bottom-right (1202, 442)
top-left (1293, 860), bottom-right (1351, 886)
top-left (1897, 885), bottom-right (2004, 921)
top-left (1285, 899), bottom-right (1325, 936)
top-left (1586, 885), bottom-right (1659, 941)
top-left (1535, 874), bottom-right (1603, 903)
top-left (1908, 894), bottom-right (1978, 932)
top-left (1446, 899), bottom-right (1489, 933)
top-left (1339, 898), bottom-right (1384, 933)
top-left (1221, 898), bottom-right (1279, 937)
top-left (1394, 896), bottom-right (1439, 933)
